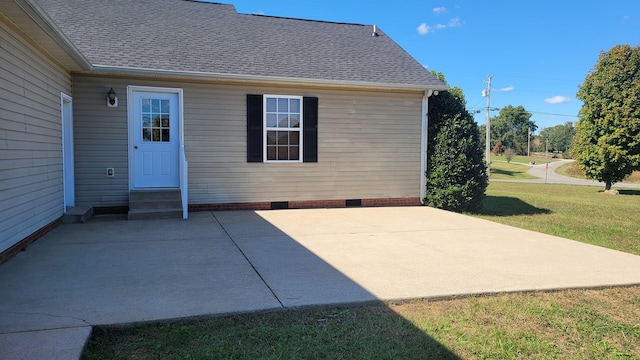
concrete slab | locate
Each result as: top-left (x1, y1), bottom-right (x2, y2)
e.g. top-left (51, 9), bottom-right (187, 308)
top-left (251, 207), bottom-right (640, 299)
top-left (1, 206), bottom-right (640, 359)
top-left (0, 211), bottom-right (281, 333)
top-left (0, 327), bottom-right (91, 360)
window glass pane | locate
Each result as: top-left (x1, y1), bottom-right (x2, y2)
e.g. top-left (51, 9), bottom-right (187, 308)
top-left (277, 146), bottom-right (288, 160)
top-left (278, 115), bottom-right (289, 128)
top-left (153, 116), bottom-right (161, 127)
top-left (267, 131), bottom-right (276, 145)
top-left (278, 98), bottom-right (288, 113)
top-left (161, 99), bottom-right (169, 113)
top-left (266, 146), bottom-right (276, 160)
top-left (162, 129), bottom-right (170, 142)
top-left (290, 131), bottom-right (299, 145)
top-left (277, 131), bottom-right (289, 145)
top-left (152, 128), bottom-right (161, 141)
top-left (142, 115), bottom-right (151, 127)
top-left (142, 98), bottom-right (150, 112)
top-left (266, 98), bottom-right (277, 112)
top-left (143, 128), bottom-right (151, 141)
top-left (152, 99), bottom-right (160, 113)
top-left (290, 99), bottom-right (300, 113)
top-left (161, 114), bottom-right (169, 127)
top-left (290, 146), bottom-right (299, 160)
top-left (266, 114), bottom-right (277, 127)
top-left (290, 116), bottom-right (299, 128)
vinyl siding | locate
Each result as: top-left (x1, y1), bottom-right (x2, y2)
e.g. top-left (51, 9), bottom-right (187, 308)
top-left (0, 20), bottom-right (71, 253)
top-left (72, 75), bottom-right (423, 207)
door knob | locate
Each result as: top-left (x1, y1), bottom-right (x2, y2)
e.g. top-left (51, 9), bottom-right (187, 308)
top-left (134, 146), bottom-right (138, 149)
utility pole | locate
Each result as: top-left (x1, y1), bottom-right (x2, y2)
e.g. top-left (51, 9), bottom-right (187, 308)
top-left (482, 75), bottom-right (493, 176)
top-left (527, 127), bottom-right (531, 158)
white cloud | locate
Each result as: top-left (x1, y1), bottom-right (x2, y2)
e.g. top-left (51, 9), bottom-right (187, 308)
top-left (433, 7), bottom-right (447, 15)
top-left (417, 23), bottom-right (431, 35)
top-left (498, 85), bottom-right (514, 92)
top-left (417, 17), bottom-right (461, 35)
top-left (544, 95), bottom-right (571, 104)
top-left (447, 17), bottom-right (461, 27)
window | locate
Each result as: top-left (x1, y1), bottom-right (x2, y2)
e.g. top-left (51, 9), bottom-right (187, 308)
top-left (264, 95), bottom-right (302, 161)
top-left (247, 94), bottom-right (318, 163)
top-left (141, 98), bottom-right (170, 142)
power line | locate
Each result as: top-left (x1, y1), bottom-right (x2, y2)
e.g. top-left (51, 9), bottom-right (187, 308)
top-left (467, 107), bottom-right (578, 118)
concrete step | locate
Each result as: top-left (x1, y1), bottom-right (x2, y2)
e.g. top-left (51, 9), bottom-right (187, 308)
top-left (62, 207), bottom-right (93, 224)
top-left (127, 208), bottom-right (183, 220)
top-left (128, 189), bottom-right (183, 220)
top-left (129, 198), bottom-right (182, 210)
top-left (130, 189), bottom-right (181, 201)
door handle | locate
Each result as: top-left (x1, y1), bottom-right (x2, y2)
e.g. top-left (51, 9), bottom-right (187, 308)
top-left (134, 146), bottom-right (138, 149)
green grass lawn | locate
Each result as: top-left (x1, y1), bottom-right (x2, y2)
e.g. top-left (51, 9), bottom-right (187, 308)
top-left (474, 182), bottom-right (640, 255)
top-left (489, 161), bottom-right (537, 180)
top-left (556, 161), bottom-right (640, 184)
top-left (82, 183), bottom-right (640, 360)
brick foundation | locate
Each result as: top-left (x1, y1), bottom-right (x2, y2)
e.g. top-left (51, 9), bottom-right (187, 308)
top-left (0, 218), bottom-right (62, 265)
top-left (189, 197), bottom-right (421, 212)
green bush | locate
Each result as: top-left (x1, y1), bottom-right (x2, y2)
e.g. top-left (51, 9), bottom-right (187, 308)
top-left (425, 113), bottom-right (488, 212)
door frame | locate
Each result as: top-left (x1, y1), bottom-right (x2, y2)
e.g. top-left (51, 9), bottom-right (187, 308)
top-left (127, 85), bottom-right (184, 190)
top-left (61, 92), bottom-right (74, 212)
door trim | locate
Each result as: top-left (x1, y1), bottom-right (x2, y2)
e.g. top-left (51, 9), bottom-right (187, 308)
top-left (127, 85), bottom-right (184, 190)
top-left (61, 92), bottom-right (74, 212)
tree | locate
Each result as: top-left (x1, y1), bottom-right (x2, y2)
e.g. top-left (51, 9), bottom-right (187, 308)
top-left (504, 148), bottom-right (516, 163)
top-left (426, 72), bottom-right (488, 212)
top-left (539, 122), bottom-right (575, 153)
top-left (573, 44), bottom-right (640, 190)
top-left (490, 105), bottom-right (537, 155)
top-left (491, 140), bottom-right (503, 155)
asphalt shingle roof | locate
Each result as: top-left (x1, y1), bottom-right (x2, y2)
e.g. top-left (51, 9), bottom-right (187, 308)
top-left (35, 0), bottom-right (445, 89)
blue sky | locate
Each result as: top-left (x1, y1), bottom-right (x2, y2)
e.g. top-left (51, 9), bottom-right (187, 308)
top-left (222, 1), bottom-right (639, 133)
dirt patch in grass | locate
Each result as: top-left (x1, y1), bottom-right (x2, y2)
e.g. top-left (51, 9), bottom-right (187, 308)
top-left (556, 162), bottom-right (640, 184)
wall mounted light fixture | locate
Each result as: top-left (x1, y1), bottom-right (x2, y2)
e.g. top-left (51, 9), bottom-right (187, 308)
top-left (107, 87), bottom-right (118, 107)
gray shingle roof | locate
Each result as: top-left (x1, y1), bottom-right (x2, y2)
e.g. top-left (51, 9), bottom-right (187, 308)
top-left (35, 0), bottom-right (446, 89)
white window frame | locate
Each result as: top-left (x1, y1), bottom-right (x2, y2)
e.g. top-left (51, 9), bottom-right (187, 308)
top-left (263, 94), bottom-right (304, 163)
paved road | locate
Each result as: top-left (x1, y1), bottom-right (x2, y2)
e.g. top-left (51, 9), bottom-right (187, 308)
top-left (495, 159), bottom-right (640, 189)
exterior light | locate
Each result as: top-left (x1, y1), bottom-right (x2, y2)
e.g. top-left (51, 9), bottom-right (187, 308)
top-left (107, 88), bottom-right (118, 107)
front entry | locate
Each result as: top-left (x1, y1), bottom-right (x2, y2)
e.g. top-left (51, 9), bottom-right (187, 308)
top-left (130, 89), bottom-right (180, 188)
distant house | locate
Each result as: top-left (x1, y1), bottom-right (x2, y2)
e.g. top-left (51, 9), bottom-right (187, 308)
top-left (0, 0), bottom-right (447, 259)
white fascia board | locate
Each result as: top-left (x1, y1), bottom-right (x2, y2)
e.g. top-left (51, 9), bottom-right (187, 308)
top-left (19, 0), bottom-right (92, 70)
top-left (90, 65), bottom-right (450, 92)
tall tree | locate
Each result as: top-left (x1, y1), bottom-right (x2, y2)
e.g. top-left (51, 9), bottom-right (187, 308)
top-left (426, 72), bottom-right (488, 212)
top-left (490, 105), bottom-right (537, 155)
top-left (539, 122), bottom-right (575, 153)
top-left (573, 44), bottom-right (640, 190)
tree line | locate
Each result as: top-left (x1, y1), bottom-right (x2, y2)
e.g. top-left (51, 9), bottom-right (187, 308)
top-left (425, 44), bottom-right (639, 211)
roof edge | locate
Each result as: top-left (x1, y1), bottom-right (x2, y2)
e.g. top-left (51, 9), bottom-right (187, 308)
top-left (88, 65), bottom-right (450, 92)
top-left (17, 0), bottom-right (92, 70)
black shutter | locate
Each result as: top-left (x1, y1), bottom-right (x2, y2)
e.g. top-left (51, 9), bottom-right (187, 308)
top-left (247, 94), bottom-right (263, 162)
top-left (303, 96), bottom-right (318, 162)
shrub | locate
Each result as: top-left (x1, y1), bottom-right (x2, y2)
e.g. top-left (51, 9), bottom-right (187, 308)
top-left (425, 113), bottom-right (488, 212)
top-left (504, 148), bottom-right (516, 163)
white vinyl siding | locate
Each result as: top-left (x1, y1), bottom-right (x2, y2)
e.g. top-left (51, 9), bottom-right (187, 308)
top-left (72, 75), bottom-right (422, 207)
top-left (0, 20), bottom-right (72, 252)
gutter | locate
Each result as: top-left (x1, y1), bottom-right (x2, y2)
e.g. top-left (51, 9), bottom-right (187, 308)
top-left (420, 89), bottom-right (441, 204)
top-left (17, 0), bottom-right (92, 70)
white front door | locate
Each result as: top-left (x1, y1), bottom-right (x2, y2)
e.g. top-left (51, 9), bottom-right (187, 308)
top-left (131, 91), bottom-right (180, 188)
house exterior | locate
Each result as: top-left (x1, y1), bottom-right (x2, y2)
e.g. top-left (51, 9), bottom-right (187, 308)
top-left (0, 0), bottom-right (447, 260)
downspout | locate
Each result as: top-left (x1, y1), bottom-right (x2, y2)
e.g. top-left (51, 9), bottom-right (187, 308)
top-left (420, 89), bottom-right (433, 204)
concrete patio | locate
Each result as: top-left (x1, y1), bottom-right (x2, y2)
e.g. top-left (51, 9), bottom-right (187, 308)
top-left (2, 206), bottom-right (640, 359)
